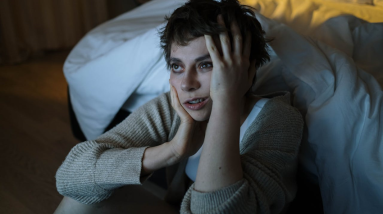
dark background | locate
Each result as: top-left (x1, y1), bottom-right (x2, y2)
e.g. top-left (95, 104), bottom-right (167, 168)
top-left (0, 1), bottom-right (150, 213)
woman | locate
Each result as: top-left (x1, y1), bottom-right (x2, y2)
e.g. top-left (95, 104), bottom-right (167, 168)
top-left (55, 0), bottom-right (303, 213)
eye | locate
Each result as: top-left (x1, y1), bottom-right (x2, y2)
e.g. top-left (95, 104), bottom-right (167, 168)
top-left (199, 62), bottom-right (213, 70)
top-left (171, 64), bottom-right (183, 73)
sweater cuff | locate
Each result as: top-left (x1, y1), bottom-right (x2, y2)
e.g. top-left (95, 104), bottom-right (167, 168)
top-left (67, 192), bottom-right (113, 205)
top-left (187, 179), bottom-right (248, 213)
top-left (95, 146), bottom-right (148, 189)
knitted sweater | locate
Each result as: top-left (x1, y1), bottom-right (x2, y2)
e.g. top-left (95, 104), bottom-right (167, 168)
top-left (56, 91), bottom-right (303, 214)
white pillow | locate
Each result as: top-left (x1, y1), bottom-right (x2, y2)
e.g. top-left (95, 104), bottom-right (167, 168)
top-left (64, 0), bottom-right (186, 140)
top-left (65, 26), bottom-right (165, 140)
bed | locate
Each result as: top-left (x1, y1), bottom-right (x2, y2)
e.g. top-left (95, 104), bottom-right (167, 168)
top-left (63, 0), bottom-right (383, 213)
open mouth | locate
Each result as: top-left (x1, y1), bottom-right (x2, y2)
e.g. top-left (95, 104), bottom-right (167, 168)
top-left (186, 98), bottom-right (207, 104)
top-left (183, 97), bottom-right (209, 110)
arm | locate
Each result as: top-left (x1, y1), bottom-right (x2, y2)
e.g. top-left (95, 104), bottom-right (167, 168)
top-left (194, 101), bottom-right (243, 192)
top-left (181, 96), bottom-right (304, 214)
top-left (55, 93), bottom-right (176, 204)
top-left (194, 15), bottom-right (253, 192)
top-left (180, 15), bottom-right (304, 213)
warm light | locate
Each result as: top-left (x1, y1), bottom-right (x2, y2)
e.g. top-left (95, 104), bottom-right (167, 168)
top-left (239, 0), bottom-right (383, 35)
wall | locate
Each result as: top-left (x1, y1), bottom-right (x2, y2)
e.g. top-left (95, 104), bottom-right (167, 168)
top-left (0, 0), bottom-right (145, 64)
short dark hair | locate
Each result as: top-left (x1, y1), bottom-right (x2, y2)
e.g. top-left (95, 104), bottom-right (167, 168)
top-left (159, 0), bottom-right (270, 69)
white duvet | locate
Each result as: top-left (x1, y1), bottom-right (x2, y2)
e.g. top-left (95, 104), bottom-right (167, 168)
top-left (64, 0), bottom-right (383, 213)
top-left (255, 14), bottom-right (383, 214)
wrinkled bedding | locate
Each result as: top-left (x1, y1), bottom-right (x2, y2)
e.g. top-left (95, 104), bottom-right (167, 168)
top-left (253, 14), bottom-right (383, 213)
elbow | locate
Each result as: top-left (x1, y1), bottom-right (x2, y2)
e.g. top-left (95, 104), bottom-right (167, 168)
top-left (55, 165), bottom-right (70, 197)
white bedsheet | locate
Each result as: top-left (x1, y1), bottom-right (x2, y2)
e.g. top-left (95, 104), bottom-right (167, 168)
top-left (254, 13), bottom-right (383, 213)
top-left (64, 0), bottom-right (383, 213)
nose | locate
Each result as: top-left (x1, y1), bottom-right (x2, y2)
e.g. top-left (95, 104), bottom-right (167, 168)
top-left (181, 68), bottom-right (200, 92)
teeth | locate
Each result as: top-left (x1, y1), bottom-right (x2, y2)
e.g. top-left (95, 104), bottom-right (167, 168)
top-left (188, 99), bottom-right (204, 104)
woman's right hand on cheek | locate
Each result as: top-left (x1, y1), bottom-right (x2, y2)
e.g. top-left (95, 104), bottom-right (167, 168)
top-left (168, 84), bottom-right (207, 163)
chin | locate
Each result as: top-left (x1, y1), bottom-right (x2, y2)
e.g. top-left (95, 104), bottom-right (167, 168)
top-left (182, 100), bottom-right (212, 122)
top-left (188, 110), bottom-right (211, 122)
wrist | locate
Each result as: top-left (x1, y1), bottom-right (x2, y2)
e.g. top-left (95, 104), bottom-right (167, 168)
top-left (210, 99), bottom-right (242, 128)
top-left (212, 91), bottom-right (242, 103)
top-left (141, 142), bottom-right (180, 176)
top-left (166, 141), bottom-right (185, 166)
top-left (212, 98), bottom-right (242, 112)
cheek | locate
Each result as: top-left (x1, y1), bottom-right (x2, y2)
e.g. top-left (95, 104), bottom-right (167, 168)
top-left (169, 74), bottom-right (182, 92)
top-left (169, 72), bottom-right (177, 83)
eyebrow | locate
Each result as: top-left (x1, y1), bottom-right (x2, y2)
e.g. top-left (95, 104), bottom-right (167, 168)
top-left (169, 53), bottom-right (211, 64)
top-left (194, 54), bottom-right (211, 62)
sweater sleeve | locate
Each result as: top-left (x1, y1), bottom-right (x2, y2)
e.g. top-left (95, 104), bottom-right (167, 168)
top-left (55, 93), bottom-right (175, 204)
top-left (180, 96), bottom-right (304, 214)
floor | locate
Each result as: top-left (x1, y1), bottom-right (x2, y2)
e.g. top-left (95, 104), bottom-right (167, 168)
top-left (0, 50), bottom-right (167, 214)
top-left (0, 51), bottom-right (81, 214)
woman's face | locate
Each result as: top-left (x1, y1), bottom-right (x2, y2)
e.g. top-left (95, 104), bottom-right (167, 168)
top-left (169, 36), bottom-right (213, 122)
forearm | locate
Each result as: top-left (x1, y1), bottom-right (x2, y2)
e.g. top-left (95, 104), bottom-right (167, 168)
top-left (194, 102), bottom-right (243, 192)
top-left (141, 142), bottom-right (178, 176)
top-left (56, 142), bottom-right (150, 204)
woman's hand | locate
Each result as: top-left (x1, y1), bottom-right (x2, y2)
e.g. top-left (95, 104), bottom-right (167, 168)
top-left (168, 84), bottom-right (207, 163)
top-left (141, 84), bottom-right (206, 175)
top-left (206, 15), bottom-right (256, 104)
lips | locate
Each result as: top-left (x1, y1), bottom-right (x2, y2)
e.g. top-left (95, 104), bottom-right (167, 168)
top-left (183, 97), bottom-right (209, 110)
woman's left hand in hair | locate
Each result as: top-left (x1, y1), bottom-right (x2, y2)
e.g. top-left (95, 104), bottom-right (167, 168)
top-left (205, 15), bottom-right (256, 104)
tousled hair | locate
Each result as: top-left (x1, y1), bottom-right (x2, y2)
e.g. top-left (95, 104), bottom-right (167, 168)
top-left (159, 0), bottom-right (271, 69)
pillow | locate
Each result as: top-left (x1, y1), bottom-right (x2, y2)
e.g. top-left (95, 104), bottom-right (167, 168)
top-left (64, 0), bottom-right (186, 140)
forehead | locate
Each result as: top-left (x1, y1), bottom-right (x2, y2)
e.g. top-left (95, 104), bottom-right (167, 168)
top-left (170, 37), bottom-right (208, 59)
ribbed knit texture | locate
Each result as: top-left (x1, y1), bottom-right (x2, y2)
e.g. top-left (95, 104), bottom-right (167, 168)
top-left (55, 91), bottom-right (303, 213)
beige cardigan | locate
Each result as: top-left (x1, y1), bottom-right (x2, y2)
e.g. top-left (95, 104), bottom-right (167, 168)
top-left (56, 91), bottom-right (303, 214)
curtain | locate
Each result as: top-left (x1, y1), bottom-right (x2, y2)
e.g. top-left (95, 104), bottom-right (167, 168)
top-left (0, 0), bottom-right (146, 64)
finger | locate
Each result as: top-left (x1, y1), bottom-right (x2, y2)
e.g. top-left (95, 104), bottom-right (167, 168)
top-left (217, 14), bottom-right (231, 59)
top-left (204, 35), bottom-right (222, 63)
top-left (231, 19), bottom-right (242, 57)
top-left (243, 31), bottom-right (251, 58)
